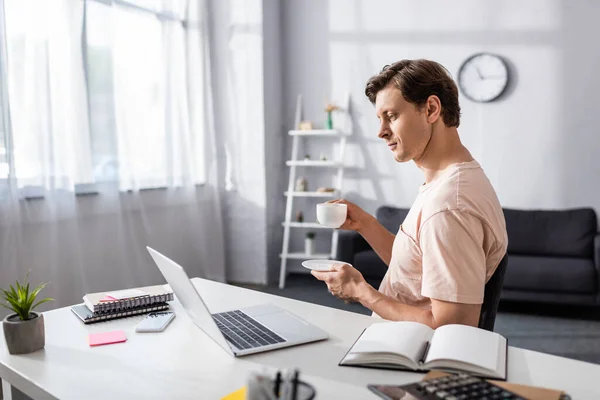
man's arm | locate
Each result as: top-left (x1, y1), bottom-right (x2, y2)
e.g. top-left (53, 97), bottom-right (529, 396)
top-left (312, 263), bottom-right (481, 329)
top-left (357, 282), bottom-right (481, 328)
top-left (358, 215), bottom-right (396, 266)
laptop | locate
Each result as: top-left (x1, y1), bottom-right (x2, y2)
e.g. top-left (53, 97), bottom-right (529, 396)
top-left (146, 246), bottom-right (329, 356)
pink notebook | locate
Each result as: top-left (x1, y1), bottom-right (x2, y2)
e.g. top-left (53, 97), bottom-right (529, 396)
top-left (89, 330), bottom-right (127, 347)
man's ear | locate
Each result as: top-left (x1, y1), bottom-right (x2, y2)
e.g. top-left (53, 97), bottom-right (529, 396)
top-left (426, 95), bottom-right (442, 124)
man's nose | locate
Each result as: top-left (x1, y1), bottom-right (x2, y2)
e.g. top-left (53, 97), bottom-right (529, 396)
top-left (378, 124), bottom-right (389, 139)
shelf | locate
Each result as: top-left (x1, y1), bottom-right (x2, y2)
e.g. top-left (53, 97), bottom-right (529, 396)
top-left (284, 191), bottom-right (338, 198)
top-left (286, 160), bottom-right (341, 167)
top-left (279, 253), bottom-right (330, 260)
top-left (288, 129), bottom-right (346, 137)
top-left (281, 222), bottom-right (332, 229)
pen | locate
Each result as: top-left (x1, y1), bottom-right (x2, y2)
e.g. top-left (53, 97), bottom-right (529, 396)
top-left (291, 369), bottom-right (299, 400)
top-left (283, 369), bottom-right (293, 400)
top-left (274, 371), bottom-right (281, 397)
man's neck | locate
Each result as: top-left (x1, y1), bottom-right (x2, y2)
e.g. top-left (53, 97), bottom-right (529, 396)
top-left (414, 124), bottom-right (473, 184)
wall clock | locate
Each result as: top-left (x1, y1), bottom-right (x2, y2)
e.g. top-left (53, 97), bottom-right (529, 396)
top-left (458, 53), bottom-right (509, 103)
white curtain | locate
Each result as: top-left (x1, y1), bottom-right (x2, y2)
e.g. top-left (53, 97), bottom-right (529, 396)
top-left (4, 0), bottom-right (92, 189)
top-left (0, 0), bottom-right (225, 316)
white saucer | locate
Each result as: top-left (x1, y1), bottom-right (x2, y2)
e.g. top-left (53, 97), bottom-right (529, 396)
top-left (301, 259), bottom-right (351, 271)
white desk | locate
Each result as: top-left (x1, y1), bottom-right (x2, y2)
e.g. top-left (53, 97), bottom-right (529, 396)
top-left (1, 278), bottom-right (599, 400)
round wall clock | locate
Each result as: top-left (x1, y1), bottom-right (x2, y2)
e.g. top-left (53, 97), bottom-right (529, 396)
top-left (458, 53), bottom-right (509, 103)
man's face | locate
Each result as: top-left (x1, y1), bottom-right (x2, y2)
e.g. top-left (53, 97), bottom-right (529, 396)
top-left (375, 84), bottom-right (431, 163)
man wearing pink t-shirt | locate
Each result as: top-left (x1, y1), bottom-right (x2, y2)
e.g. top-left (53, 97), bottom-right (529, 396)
top-left (311, 60), bottom-right (508, 329)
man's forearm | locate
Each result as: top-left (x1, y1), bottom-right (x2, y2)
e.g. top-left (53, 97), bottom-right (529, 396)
top-left (358, 216), bottom-right (396, 266)
top-left (357, 281), bottom-right (435, 327)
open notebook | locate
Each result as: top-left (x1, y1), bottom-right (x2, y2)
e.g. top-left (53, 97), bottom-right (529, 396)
top-left (339, 321), bottom-right (507, 380)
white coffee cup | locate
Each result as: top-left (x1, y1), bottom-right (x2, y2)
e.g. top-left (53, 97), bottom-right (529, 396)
top-left (316, 203), bottom-right (347, 228)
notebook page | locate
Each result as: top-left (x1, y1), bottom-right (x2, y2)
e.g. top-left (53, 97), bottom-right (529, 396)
top-left (350, 321), bottom-right (434, 364)
top-left (84, 285), bottom-right (170, 306)
top-left (106, 289), bottom-right (147, 300)
top-left (424, 324), bottom-right (502, 373)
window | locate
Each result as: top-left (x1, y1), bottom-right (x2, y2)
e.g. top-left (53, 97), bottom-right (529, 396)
top-left (0, 0), bottom-right (205, 194)
top-left (86, 1), bottom-right (167, 186)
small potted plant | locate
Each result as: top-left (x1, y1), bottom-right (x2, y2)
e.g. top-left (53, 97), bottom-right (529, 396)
top-left (305, 232), bottom-right (316, 255)
top-left (324, 103), bottom-right (339, 130)
top-left (1, 273), bottom-right (53, 354)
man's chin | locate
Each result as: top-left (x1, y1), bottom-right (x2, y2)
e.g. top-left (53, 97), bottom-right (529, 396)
top-left (394, 153), bottom-right (411, 163)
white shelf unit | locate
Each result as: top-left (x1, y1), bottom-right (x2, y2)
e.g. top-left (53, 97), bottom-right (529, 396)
top-left (279, 252), bottom-right (330, 260)
top-left (288, 129), bottom-right (349, 137)
top-left (284, 191), bottom-right (339, 198)
top-left (281, 222), bottom-right (332, 229)
top-left (285, 160), bottom-right (341, 167)
top-left (279, 93), bottom-right (351, 289)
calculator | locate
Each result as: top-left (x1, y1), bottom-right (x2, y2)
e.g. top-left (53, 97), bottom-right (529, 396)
top-left (368, 373), bottom-right (524, 400)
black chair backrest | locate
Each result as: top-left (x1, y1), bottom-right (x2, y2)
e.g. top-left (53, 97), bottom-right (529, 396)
top-left (376, 206), bottom-right (410, 234)
top-left (479, 254), bottom-right (508, 331)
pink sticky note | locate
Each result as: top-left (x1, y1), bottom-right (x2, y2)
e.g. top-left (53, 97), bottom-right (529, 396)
top-left (89, 330), bottom-right (127, 347)
top-left (98, 295), bottom-right (117, 302)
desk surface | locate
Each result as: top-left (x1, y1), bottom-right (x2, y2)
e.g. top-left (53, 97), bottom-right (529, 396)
top-left (1, 278), bottom-right (600, 400)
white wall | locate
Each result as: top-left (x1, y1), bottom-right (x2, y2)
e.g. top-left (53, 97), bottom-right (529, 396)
top-left (278, 0), bottom-right (600, 272)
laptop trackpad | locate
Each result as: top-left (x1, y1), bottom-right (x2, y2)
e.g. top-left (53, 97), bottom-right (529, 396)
top-left (250, 309), bottom-right (319, 342)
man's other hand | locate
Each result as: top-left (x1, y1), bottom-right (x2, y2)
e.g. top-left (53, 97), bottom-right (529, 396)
top-left (311, 263), bottom-right (368, 302)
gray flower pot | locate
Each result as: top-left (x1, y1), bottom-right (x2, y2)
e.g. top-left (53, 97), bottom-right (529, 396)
top-left (2, 312), bottom-right (45, 354)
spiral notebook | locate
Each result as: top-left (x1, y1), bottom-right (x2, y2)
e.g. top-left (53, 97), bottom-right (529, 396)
top-left (70, 285), bottom-right (174, 324)
top-left (83, 285), bottom-right (174, 313)
top-left (71, 303), bottom-right (170, 324)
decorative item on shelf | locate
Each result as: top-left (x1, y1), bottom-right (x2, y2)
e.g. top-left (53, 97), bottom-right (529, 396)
top-left (1, 272), bottom-right (53, 355)
top-left (298, 120), bottom-right (313, 131)
top-left (304, 154), bottom-right (311, 160)
top-left (320, 152), bottom-right (328, 161)
top-left (295, 211), bottom-right (304, 223)
top-left (324, 102), bottom-right (339, 129)
top-left (316, 187), bottom-right (336, 193)
top-left (295, 176), bottom-right (308, 192)
top-left (305, 232), bottom-right (316, 255)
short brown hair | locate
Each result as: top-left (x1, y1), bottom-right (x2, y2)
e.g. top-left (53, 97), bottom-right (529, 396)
top-left (365, 59), bottom-right (461, 127)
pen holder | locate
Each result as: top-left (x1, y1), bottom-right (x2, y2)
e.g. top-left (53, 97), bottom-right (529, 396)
top-left (282, 380), bottom-right (315, 400)
top-left (246, 370), bottom-right (316, 400)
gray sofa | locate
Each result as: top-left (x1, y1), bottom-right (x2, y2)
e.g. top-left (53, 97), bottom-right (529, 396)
top-left (337, 206), bottom-right (600, 306)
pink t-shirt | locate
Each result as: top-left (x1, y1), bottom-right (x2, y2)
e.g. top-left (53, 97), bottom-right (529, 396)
top-left (378, 160), bottom-right (508, 311)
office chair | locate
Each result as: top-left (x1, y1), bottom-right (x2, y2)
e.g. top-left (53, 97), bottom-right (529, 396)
top-left (478, 254), bottom-right (508, 331)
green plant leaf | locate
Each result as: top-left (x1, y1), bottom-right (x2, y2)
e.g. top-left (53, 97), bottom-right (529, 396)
top-left (7, 285), bottom-right (19, 301)
top-left (29, 282), bottom-right (48, 300)
top-left (17, 282), bottom-right (27, 303)
top-left (4, 297), bottom-right (26, 319)
top-left (4, 296), bottom-right (21, 309)
top-left (0, 288), bottom-right (14, 301)
top-left (1, 273), bottom-right (52, 320)
top-left (31, 297), bottom-right (54, 311)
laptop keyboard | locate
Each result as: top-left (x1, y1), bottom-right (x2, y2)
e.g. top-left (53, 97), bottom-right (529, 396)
top-left (212, 310), bottom-right (287, 350)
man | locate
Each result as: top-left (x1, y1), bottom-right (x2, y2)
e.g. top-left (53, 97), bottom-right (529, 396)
top-left (311, 59), bottom-right (508, 329)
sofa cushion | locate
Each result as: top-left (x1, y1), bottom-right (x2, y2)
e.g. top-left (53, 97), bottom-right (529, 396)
top-left (376, 206), bottom-right (410, 234)
top-left (353, 250), bottom-right (388, 280)
top-left (503, 254), bottom-right (597, 294)
top-left (504, 208), bottom-right (597, 258)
